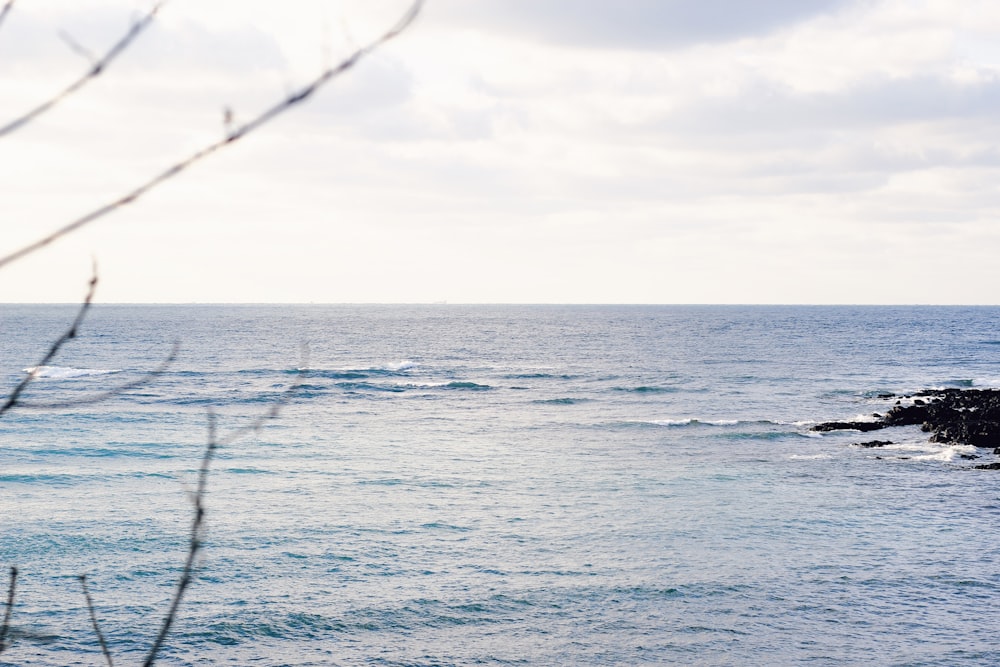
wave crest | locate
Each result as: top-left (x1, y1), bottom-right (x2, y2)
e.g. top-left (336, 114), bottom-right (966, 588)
top-left (23, 365), bottom-right (121, 379)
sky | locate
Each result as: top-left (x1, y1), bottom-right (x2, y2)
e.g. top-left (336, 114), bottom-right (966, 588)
top-left (1, 0), bottom-right (1000, 304)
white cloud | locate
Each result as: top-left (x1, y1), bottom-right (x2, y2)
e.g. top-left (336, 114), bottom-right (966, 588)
top-left (2, 0), bottom-right (1000, 303)
top-left (434, 0), bottom-right (853, 50)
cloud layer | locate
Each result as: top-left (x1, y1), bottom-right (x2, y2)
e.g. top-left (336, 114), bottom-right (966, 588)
top-left (1, 0), bottom-right (999, 303)
top-left (437, 0), bottom-right (853, 49)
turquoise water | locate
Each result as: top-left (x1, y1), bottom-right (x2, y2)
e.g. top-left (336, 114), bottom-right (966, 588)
top-left (2, 305), bottom-right (1000, 665)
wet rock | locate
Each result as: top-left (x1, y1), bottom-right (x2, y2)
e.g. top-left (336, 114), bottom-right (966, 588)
top-left (882, 403), bottom-right (933, 426)
top-left (856, 440), bottom-right (893, 448)
top-left (816, 388), bottom-right (1000, 451)
top-left (929, 420), bottom-right (1000, 448)
top-left (812, 421), bottom-right (885, 433)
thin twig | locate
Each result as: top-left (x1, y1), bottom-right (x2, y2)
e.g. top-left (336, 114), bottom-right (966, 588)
top-left (142, 362), bottom-right (306, 667)
top-left (0, 2), bottom-right (165, 138)
top-left (0, 267), bottom-right (98, 418)
top-left (140, 411), bottom-right (215, 667)
top-left (79, 575), bottom-right (114, 667)
top-left (16, 341), bottom-right (179, 410)
top-left (59, 30), bottom-right (99, 66)
top-left (0, 0), bottom-right (15, 34)
top-left (0, 0), bottom-right (423, 272)
top-left (0, 566), bottom-right (17, 656)
top-left (218, 356), bottom-right (308, 448)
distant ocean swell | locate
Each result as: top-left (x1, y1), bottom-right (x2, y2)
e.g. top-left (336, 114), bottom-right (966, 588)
top-left (4, 305), bottom-right (1000, 664)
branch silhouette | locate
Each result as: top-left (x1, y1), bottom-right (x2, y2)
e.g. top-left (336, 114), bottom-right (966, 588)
top-left (79, 575), bottom-right (114, 667)
top-left (0, 1), bottom-right (14, 34)
top-left (0, 1), bottom-right (420, 661)
top-left (16, 340), bottom-right (179, 410)
top-left (0, 0), bottom-right (423, 272)
top-left (143, 364), bottom-right (305, 667)
top-left (0, 566), bottom-right (16, 656)
top-left (0, 267), bottom-right (98, 418)
top-left (141, 411), bottom-right (217, 667)
top-left (0, 2), bottom-right (165, 139)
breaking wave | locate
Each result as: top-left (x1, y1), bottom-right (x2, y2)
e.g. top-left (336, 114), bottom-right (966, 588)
top-left (22, 365), bottom-right (121, 379)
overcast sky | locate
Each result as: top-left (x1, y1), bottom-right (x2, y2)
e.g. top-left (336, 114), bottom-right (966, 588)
top-left (1, 0), bottom-right (999, 303)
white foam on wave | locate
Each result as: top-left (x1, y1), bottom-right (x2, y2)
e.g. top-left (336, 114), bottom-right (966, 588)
top-left (863, 440), bottom-right (980, 463)
top-left (299, 360), bottom-right (419, 374)
top-left (384, 360), bottom-right (418, 372)
top-left (790, 453), bottom-right (833, 460)
top-left (650, 418), bottom-right (695, 427)
top-left (908, 450), bottom-right (965, 462)
top-left (646, 418), bottom-right (760, 427)
top-left (23, 365), bottom-right (121, 379)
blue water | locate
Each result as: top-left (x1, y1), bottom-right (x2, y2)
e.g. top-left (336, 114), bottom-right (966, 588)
top-left (3, 304), bottom-right (1000, 665)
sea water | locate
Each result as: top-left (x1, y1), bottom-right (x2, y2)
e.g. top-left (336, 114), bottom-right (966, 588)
top-left (2, 304), bottom-right (1000, 666)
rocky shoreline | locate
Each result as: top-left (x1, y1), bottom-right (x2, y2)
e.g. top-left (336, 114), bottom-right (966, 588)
top-left (812, 388), bottom-right (1000, 468)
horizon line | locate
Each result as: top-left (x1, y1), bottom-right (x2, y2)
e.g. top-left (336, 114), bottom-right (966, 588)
top-left (3, 302), bottom-right (1000, 308)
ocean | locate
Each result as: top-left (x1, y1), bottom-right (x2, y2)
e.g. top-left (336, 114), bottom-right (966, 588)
top-left (2, 304), bottom-right (1000, 666)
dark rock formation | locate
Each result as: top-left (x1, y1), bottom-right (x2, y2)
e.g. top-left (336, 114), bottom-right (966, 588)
top-left (930, 420), bottom-right (1000, 448)
top-left (812, 420), bottom-right (884, 433)
top-left (813, 388), bottom-right (1000, 450)
top-left (856, 440), bottom-right (893, 448)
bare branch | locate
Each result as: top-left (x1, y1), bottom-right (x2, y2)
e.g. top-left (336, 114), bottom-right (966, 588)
top-left (78, 575), bottom-right (114, 667)
top-left (0, 1), bottom-right (15, 34)
top-left (140, 411), bottom-right (214, 667)
top-left (143, 363), bottom-right (306, 666)
top-left (0, 566), bottom-right (17, 656)
top-left (16, 341), bottom-right (179, 410)
top-left (219, 350), bottom-right (309, 447)
top-left (0, 0), bottom-right (423, 272)
top-left (58, 30), bottom-right (99, 66)
top-left (0, 267), bottom-right (98, 418)
top-left (0, 2), bottom-right (165, 139)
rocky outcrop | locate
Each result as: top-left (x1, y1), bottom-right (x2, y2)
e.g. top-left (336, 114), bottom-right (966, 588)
top-left (812, 420), bottom-right (885, 433)
top-left (857, 440), bottom-right (893, 448)
top-left (812, 388), bottom-right (1000, 449)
